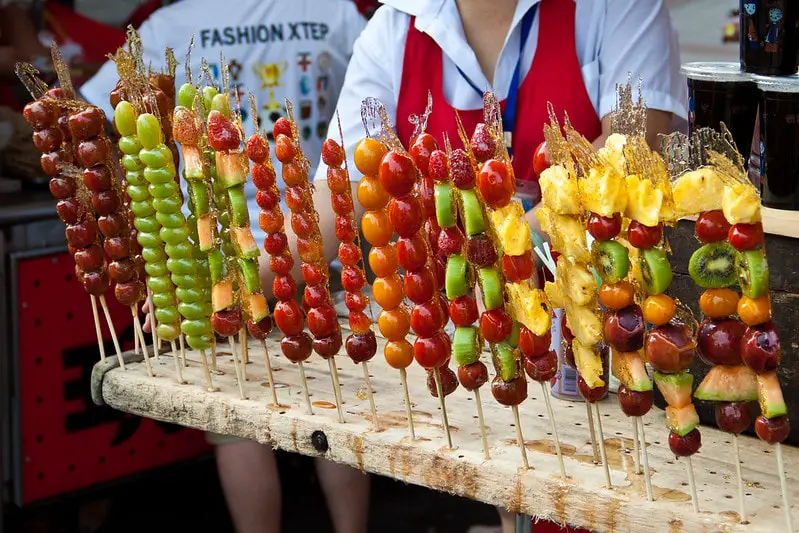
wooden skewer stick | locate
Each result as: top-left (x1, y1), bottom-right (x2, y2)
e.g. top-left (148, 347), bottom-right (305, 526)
top-left (586, 402), bottom-right (599, 463)
top-left (732, 435), bottom-right (747, 524)
top-left (211, 337), bottom-right (222, 374)
top-left (228, 335), bottom-right (246, 400)
top-left (593, 402), bottom-right (612, 488)
top-left (130, 307), bottom-right (153, 378)
top-left (297, 361), bottom-right (313, 415)
top-left (512, 405), bottom-right (529, 469)
top-left (433, 368), bottom-right (453, 449)
top-left (238, 329), bottom-right (249, 381)
top-left (178, 334), bottom-right (187, 367)
top-left (540, 382), bottom-right (566, 478)
top-left (260, 340), bottom-right (278, 406)
top-left (631, 417), bottom-right (641, 475)
top-left (99, 295), bottom-right (126, 370)
top-left (198, 349), bottom-right (216, 392)
top-left (361, 362), bottom-right (379, 430)
top-left (775, 443), bottom-right (794, 532)
top-left (146, 287), bottom-right (160, 358)
top-left (637, 417), bottom-right (653, 501)
top-left (328, 357), bottom-right (345, 423)
top-left (169, 340), bottom-right (186, 384)
top-left (399, 368), bottom-right (415, 440)
top-left (90, 296), bottom-right (107, 362)
top-left (473, 387), bottom-right (490, 460)
top-left (685, 455), bottom-right (700, 513)
top-left (134, 317), bottom-right (140, 355)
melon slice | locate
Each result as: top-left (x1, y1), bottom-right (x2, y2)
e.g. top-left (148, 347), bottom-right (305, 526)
top-left (215, 151), bottom-right (247, 188)
top-left (611, 349), bottom-right (652, 392)
top-left (197, 214), bottom-right (215, 251)
top-left (182, 146), bottom-right (204, 179)
top-left (757, 372), bottom-right (788, 419)
top-left (573, 340), bottom-right (604, 389)
top-left (654, 371), bottom-right (693, 408)
top-left (666, 404), bottom-right (700, 437)
top-left (212, 279), bottom-right (234, 312)
top-left (694, 365), bottom-right (758, 402)
top-left (244, 292), bottom-right (269, 323)
top-left (232, 227), bottom-right (259, 259)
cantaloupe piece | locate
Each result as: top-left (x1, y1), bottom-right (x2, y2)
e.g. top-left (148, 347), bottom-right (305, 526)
top-left (694, 365), bottom-right (758, 402)
top-left (611, 349), bottom-right (652, 392)
top-left (244, 292), bottom-right (269, 322)
top-left (666, 404), bottom-right (700, 437)
top-left (212, 279), bottom-right (234, 312)
top-left (654, 371), bottom-right (693, 408)
top-left (757, 371), bottom-right (788, 419)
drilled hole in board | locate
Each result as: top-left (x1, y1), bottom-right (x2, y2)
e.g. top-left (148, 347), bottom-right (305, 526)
top-left (458, 455), bottom-right (464, 459)
top-left (35, 357), bottom-right (42, 366)
top-left (725, 495), bottom-right (733, 499)
top-left (66, 312), bottom-right (73, 320)
top-left (65, 274), bottom-right (71, 282)
top-left (709, 471), bottom-right (717, 475)
top-left (34, 318), bottom-right (41, 327)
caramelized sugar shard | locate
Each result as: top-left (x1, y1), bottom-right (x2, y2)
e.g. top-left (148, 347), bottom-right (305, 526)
top-left (50, 43), bottom-right (75, 98)
top-left (562, 112), bottom-right (608, 176)
top-left (407, 90), bottom-right (433, 145)
top-left (284, 99), bottom-right (311, 174)
top-left (542, 103), bottom-right (573, 172)
top-left (248, 93), bottom-right (260, 133)
top-left (185, 35), bottom-right (195, 83)
top-left (481, 91), bottom-right (508, 163)
top-left (165, 47), bottom-right (177, 79)
top-left (14, 62), bottom-right (48, 100)
top-left (360, 97), bottom-right (405, 153)
top-left (610, 78), bottom-right (647, 139)
top-left (661, 131), bottom-right (693, 181)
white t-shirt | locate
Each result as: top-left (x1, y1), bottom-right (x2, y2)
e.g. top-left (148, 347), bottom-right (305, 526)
top-left (80, 0), bottom-right (366, 242)
top-left (315, 0), bottom-right (687, 184)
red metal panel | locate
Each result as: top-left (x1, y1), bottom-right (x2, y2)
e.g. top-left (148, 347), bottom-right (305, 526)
top-left (17, 251), bottom-right (211, 504)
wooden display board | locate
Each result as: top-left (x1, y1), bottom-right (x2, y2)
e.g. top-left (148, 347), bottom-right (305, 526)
top-left (92, 325), bottom-right (797, 533)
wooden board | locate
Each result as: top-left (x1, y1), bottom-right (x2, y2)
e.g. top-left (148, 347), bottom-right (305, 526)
top-left (94, 327), bottom-right (798, 533)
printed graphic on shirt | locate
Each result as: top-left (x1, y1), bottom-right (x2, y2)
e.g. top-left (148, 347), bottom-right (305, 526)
top-left (301, 125), bottom-right (312, 141)
top-left (253, 60), bottom-right (287, 111)
top-left (229, 59), bottom-right (243, 81)
top-left (317, 52), bottom-right (331, 70)
top-left (260, 108), bottom-right (288, 142)
top-left (317, 94), bottom-right (327, 113)
top-left (199, 22), bottom-right (330, 48)
top-left (300, 75), bottom-right (312, 96)
top-left (299, 100), bottom-right (312, 120)
top-left (297, 52), bottom-right (312, 72)
top-left (316, 120), bottom-right (328, 140)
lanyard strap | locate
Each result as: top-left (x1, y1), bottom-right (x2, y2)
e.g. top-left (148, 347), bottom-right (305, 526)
top-left (456, 4), bottom-right (538, 150)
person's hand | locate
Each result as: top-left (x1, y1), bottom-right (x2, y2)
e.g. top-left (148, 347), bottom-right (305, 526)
top-left (140, 296), bottom-right (152, 333)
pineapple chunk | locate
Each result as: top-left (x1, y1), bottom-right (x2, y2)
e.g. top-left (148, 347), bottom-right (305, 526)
top-left (505, 283), bottom-right (551, 336)
top-left (535, 208), bottom-right (590, 263)
top-left (573, 339), bottom-right (605, 389)
top-left (579, 167), bottom-right (628, 217)
top-left (599, 133), bottom-right (628, 175)
top-left (722, 183), bottom-right (761, 224)
top-left (489, 201), bottom-right (532, 256)
top-left (557, 257), bottom-right (597, 307)
top-left (544, 280), bottom-right (567, 309)
top-left (672, 168), bottom-right (724, 217)
top-left (625, 174), bottom-right (663, 227)
top-left (565, 303), bottom-right (603, 346)
top-left (539, 164), bottom-right (581, 215)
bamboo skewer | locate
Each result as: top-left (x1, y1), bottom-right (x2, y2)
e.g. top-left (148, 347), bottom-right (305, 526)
top-left (146, 287), bottom-right (160, 358)
top-left (586, 402), bottom-right (599, 463)
top-left (131, 307), bottom-right (153, 378)
top-left (239, 328), bottom-right (248, 381)
top-left (631, 417), bottom-right (641, 475)
top-left (361, 362), bottom-right (379, 430)
top-left (169, 340), bottom-right (185, 384)
top-left (540, 383), bottom-right (566, 478)
top-left (637, 417), bottom-right (653, 501)
top-left (775, 443), bottom-right (794, 532)
top-left (90, 296), bottom-right (107, 362)
top-left (297, 361), bottom-right (313, 415)
top-left (686, 456), bottom-right (700, 513)
top-left (199, 349), bottom-right (216, 392)
top-left (211, 337), bottom-right (221, 374)
top-left (133, 318), bottom-right (140, 355)
top-left (178, 333), bottom-right (187, 367)
top-left (593, 402), bottom-right (612, 488)
top-left (399, 368), bottom-right (415, 440)
top-left (260, 340), bottom-right (278, 406)
top-left (228, 335), bottom-right (246, 400)
top-left (512, 405), bottom-right (529, 469)
top-left (732, 435), bottom-right (747, 524)
top-left (473, 388), bottom-right (490, 460)
top-left (328, 358), bottom-right (345, 424)
top-left (99, 295), bottom-right (126, 370)
top-left (433, 368), bottom-right (453, 449)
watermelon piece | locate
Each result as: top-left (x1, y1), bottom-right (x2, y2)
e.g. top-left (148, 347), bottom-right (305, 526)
top-left (666, 404), bottom-right (700, 437)
top-left (757, 372), bottom-right (788, 419)
top-left (611, 349), bottom-right (652, 392)
top-left (654, 371), bottom-right (694, 408)
top-left (182, 146), bottom-right (204, 179)
top-left (694, 365), bottom-right (758, 402)
top-left (212, 279), bottom-right (234, 312)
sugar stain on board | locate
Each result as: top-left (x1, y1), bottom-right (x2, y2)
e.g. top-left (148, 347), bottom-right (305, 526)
top-left (419, 453), bottom-right (481, 503)
top-left (502, 439), bottom-right (577, 457)
top-left (312, 400), bottom-right (337, 409)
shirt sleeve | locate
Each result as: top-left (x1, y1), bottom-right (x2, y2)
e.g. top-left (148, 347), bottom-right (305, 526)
top-left (312, 6), bottom-right (407, 184)
top-left (598, 0), bottom-right (687, 122)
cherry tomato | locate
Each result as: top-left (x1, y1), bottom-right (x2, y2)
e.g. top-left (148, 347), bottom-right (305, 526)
top-left (728, 222), bottom-right (764, 251)
top-left (699, 288), bottom-right (739, 319)
top-left (695, 210), bottom-right (730, 243)
top-left (587, 212), bottom-right (622, 241)
top-left (598, 281), bottom-right (635, 310)
top-left (627, 221), bottom-right (662, 249)
top-left (532, 141), bottom-right (551, 177)
top-left (737, 295), bottom-right (772, 326)
top-left (642, 294), bottom-right (676, 326)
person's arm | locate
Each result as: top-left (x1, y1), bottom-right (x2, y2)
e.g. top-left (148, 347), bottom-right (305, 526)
top-left (592, 109), bottom-right (673, 150)
top-left (0, 1), bottom-right (47, 78)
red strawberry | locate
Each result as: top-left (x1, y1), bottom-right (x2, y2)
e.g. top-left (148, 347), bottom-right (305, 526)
top-left (207, 110), bottom-right (241, 151)
top-left (246, 134), bottom-right (269, 164)
top-left (470, 123), bottom-right (496, 163)
top-left (273, 117), bottom-right (292, 140)
top-left (428, 149), bottom-right (449, 182)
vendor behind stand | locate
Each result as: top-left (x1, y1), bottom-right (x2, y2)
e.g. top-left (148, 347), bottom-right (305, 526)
top-left (313, 0), bottom-right (687, 531)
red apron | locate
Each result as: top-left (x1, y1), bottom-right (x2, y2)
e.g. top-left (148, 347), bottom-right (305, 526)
top-left (396, 0), bottom-right (602, 205)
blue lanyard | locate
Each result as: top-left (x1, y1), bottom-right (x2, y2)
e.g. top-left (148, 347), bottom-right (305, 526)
top-left (456, 5), bottom-right (537, 156)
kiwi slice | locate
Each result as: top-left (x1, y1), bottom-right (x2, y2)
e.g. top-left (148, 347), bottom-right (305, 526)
top-left (737, 250), bottom-right (769, 298)
top-left (492, 342), bottom-right (518, 381)
top-left (592, 240), bottom-right (629, 284)
top-left (445, 255), bottom-right (468, 299)
top-left (435, 183), bottom-right (456, 228)
top-left (478, 267), bottom-right (503, 311)
top-left (640, 248), bottom-right (674, 295)
top-left (507, 320), bottom-right (521, 348)
top-left (228, 187), bottom-right (249, 227)
top-left (239, 257), bottom-right (261, 293)
top-left (688, 242), bottom-right (737, 289)
top-left (452, 327), bottom-right (480, 366)
top-left (461, 190), bottom-right (486, 236)
top-left (208, 249), bottom-right (226, 284)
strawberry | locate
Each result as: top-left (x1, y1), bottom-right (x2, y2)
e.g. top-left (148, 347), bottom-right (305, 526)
top-left (207, 110), bottom-right (241, 151)
top-left (470, 123), bottom-right (496, 163)
top-left (245, 134), bottom-right (270, 164)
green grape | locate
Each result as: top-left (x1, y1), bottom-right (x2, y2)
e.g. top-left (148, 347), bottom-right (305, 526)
top-left (134, 215), bottom-right (160, 234)
top-left (144, 260), bottom-right (169, 278)
top-left (151, 291), bottom-right (177, 309)
top-left (130, 200), bottom-right (155, 217)
top-left (211, 93), bottom-right (230, 116)
top-left (137, 231), bottom-right (162, 249)
top-left (182, 319), bottom-right (211, 338)
top-left (160, 226), bottom-right (190, 245)
top-left (186, 335), bottom-right (212, 351)
top-left (125, 171), bottom-right (146, 186)
top-left (178, 302), bottom-right (205, 320)
top-left (147, 275), bottom-right (173, 294)
top-left (155, 306), bottom-right (180, 324)
top-left (152, 195), bottom-right (182, 213)
top-left (113, 101), bottom-right (137, 136)
top-left (156, 211), bottom-right (185, 229)
top-left (136, 114), bottom-right (163, 150)
top-left (178, 83), bottom-right (197, 109)
top-left (122, 154), bottom-right (145, 172)
top-left (144, 165), bottom-right (177, 185)
top-left (157, 322), bottom-right (180, 342)
top-left (165, 242), bottom-right (193, 258)
top-left (139, 146), bottom-right (173, 169)
top-left (166, 257), bottom-right (194, 275)
top-left (127, 184), bottom-right (150, 203)
top-left (142, 246), bottom-right (167, 263)
top-left (202, 86), bottom-right (218, 112)
top-left (119, 135), bottom-right (142, 155)
top-left (176, 287), bottom-right (203, 303)
top-left (171, 273), bottom-right (197, 289)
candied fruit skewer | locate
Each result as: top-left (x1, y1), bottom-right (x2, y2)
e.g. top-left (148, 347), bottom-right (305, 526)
top-left (378, 141), bottom-right (455, 449)
top-left (355, 136), bottom-right (417, 439)
top-left (21, 88), bottom-right (119, 368)
top-left (323, 134), bottom-right (380, 429)
top-left (427, 138), bottom-right (490, 459)
top-left (274, 112), bottom-right (345, 423)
